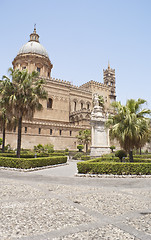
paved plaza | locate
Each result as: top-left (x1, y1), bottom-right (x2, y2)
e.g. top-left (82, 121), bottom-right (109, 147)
top-left (0, 160), bottom-right (151, 240)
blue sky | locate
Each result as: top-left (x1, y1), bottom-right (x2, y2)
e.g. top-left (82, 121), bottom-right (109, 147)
top-left (0, 0), bottom-right (151, 109)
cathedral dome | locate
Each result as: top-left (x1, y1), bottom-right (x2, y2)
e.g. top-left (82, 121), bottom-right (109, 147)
top-left (12, 26), bottom-right (53, 78)
top-left (18, 41), bottom-right (49, 58)
top-left (17, 26), bottom-right (49, 58)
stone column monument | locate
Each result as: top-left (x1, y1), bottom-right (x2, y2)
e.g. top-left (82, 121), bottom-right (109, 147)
top-left (90, 93), bottom-right (110, 157)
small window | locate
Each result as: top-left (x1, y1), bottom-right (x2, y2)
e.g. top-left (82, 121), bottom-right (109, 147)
top-left (59, 130), bottom-right (62, 136)
top-left (25, 127), bottom-right (27, 133)
top-left (74, 101), bottom-right (76, 111)
top-left (87, 104), bottom-right (90, 109)
top-left (70, 130), bottom-right (72, 136)
top-left (47, 98), bottom-right (53, 108)
top-left (37, 67), bottom-right (40, 73)
top-left (39, 128), bottom-right (41, 134)
top-left (81, 103), bottom-right (83, 109)
top-left (50, 129), bottom-right (52, 135)
top-left (13, 126), bottom-right (16, 132)
top-left (48, 72), bottom-right (50, 77)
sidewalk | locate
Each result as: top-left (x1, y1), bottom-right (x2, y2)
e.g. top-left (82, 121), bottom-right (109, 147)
top-left (0, 160), bottom-right (151, 240)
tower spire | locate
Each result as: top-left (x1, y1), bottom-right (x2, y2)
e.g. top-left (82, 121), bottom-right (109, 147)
top-left (34, 24), bottom-right (36, 33)
top-left (108, 60), bottom-right (110, 70)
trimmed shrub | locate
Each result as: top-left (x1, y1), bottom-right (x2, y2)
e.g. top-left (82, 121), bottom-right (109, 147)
top-left (115, 150), bottom-right (127, 161)
top-left (110, 145), bottom-right (116, 153)
top-left (77, 160), bottom-right (151, 175)
top-left (0, 156), bottom-right (67, 169)
top-left (77, 144), bottom-right (84, 152)
top-left (81, 155), bottom-right (91, 161)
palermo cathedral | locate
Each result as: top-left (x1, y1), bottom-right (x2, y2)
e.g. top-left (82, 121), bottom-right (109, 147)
top-left (5, 27), bottom-right (116, 150)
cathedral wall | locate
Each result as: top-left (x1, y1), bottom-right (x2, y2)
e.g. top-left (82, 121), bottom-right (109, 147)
top-left (34, 80), bottom-right (70, 122)
top-left (0, 121), bottom-right (90, 150)
top-left (69, 88), bottom-right (92, 112)
top-left (1, 132), bottom-right (78, 150)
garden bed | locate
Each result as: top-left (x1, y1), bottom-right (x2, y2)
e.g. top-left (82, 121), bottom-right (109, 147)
top-left (0, 156), bottom-right (67, 169)
top-left (77, 159), bottom-right (151, 175)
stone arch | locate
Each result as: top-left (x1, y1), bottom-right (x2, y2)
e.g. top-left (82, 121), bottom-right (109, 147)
top-left (86, 101), bottom-right (91, 110)
top-left (73, 98), bottom-right (78, 111)
top-left (80, 100), bottom-right (85, 109)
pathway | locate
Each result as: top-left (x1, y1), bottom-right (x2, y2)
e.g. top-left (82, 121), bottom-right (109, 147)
top-left (0, 159), bottom-right (151, 240)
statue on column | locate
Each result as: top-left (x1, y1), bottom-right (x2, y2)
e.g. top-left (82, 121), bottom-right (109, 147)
top-left (90, 93), bottom-right (110, 157)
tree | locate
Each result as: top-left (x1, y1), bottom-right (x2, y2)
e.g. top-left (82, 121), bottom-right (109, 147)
top-left (135, 118), bottom-right (151, 155)
top-left (106, 99), bottom-right (151, 162)
top-left (77, 129), bottom-right (91, 153)
top-left (0, 79), bottom-right (16, 152)
top-left (2, 68), bottom-right (47, 158)
top-left (110, 145), bottom-right (116, 153)
top-left (0, 137), bottom-right (2, 148)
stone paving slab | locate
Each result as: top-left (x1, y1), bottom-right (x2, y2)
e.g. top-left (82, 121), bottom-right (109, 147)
top-left (0, 161), bottom-right (151, 240)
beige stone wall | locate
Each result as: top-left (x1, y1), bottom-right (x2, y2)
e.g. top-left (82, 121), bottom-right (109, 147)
top-left (0, 132), bottom-right (78, 150)
top-left (0, 120), bottom-right (90, 150)
top-left (12, 53), bottom-right (53, 79)
top-left (34, 80), bottom-right (70, 122)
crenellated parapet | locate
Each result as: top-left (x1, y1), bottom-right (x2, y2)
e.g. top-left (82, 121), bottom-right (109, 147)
top-left (79, 80), bottom-right (111, 91)
top-left (46, 77), bottom-right (92, 93)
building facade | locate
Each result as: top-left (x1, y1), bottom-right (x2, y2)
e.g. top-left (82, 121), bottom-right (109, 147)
top-left (3, 27), bottom-right (116, 150)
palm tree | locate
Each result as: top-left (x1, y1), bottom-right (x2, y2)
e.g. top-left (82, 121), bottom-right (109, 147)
top-left (106, 99), bottom-right (151, 162)
top-left (2, 68), bottom-right (47, 158)
top-left (77, 129), bottom-right (91, 153)
top-left (136, 118), bottom-right (151, 155)
top-left (0, 79), bottom-right (15, 152)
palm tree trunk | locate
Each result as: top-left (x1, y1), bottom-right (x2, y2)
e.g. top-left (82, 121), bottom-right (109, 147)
top-left (86, 143), bottom-right (88, 153)
top-left (2, 117), bottom-right (6, 153)
top-left (129, 150), bottom-right (134, 162)
top-left (17, 116), bottom-right (22, 158)
top-left (2, 126), bottom-right (5, 153)
top-left (140, 147), bottom-right (142, 155)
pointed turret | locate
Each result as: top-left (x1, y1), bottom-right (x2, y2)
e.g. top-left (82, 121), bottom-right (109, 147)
top-left (108, 60), bottom-right (110, 70)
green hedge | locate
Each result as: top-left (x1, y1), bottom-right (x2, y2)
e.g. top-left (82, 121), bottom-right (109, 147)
top-left (81, 155), bottom-right (91, 161)
top-left (0, 156), bottom-right (67, 169)
top-left (0, 152), bottom-right (66, 158)
top-left (77, 160), bottom-right (151, 175)
top-left (134, 154), bottom-right (151, 159)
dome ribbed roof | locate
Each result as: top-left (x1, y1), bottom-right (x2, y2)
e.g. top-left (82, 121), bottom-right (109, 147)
top-left (18, 41), bottom-right (49, 58)
top-left (17, 26), bottom-right (49, 58)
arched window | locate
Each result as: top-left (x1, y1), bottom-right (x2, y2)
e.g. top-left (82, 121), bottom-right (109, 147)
top-left (37, 67), bottom-right (40, 73)
top-left (47, 98), bottom-right (53, 108)
top-left (74, 101), bottom-right (77, 111)
top-left (81, 102), bottom-right (83, 109)
top-left (87, 103), bottom-right (90, 109)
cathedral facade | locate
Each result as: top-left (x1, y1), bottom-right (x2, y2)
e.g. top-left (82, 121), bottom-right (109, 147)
top-left (3, 27), bottom-right (116, 150)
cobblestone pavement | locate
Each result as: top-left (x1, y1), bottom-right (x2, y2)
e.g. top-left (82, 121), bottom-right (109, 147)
top-left (0, 160), bottom-right (151, 240)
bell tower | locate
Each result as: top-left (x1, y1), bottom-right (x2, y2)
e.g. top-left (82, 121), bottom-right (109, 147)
top-left (103, 62), bottom-right (116, 102)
